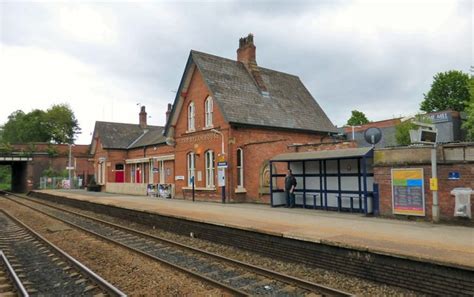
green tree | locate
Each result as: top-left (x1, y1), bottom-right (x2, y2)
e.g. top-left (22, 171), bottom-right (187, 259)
top-left (45, 104), bottom-right (81, 144)
top-left (2, 110), bottom-right (50, 143)
top-left (395, 121), bottom-right (417, 146)
top-left (461, 75), bottom-right (474, 140)
top-left (346, 110), bottom-right (370, 126)
top-left (420, 70), bottom-right (470, 112)
top-left (1, 104), bottom-right (80, 144)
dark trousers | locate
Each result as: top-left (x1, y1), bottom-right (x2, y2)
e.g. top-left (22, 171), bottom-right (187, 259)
top-left (285, 190), bottom-right (295, 207)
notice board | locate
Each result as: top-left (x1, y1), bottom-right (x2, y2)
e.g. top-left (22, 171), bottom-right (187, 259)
top-left (391, 168), bottom-right (425, 216)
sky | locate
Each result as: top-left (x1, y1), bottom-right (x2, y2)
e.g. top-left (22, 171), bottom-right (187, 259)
top-left (0, 0), bottom-right (472, 144)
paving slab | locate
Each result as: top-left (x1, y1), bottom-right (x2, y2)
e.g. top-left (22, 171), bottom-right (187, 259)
top-left (33, 189), bottom-right (474, 269)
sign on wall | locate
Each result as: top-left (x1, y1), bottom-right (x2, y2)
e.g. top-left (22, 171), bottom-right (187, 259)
top-left (391, 168), bottom-right (425, 216)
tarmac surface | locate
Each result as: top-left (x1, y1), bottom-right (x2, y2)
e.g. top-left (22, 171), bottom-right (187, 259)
top-left (33, 189), bottom-right (474, 269)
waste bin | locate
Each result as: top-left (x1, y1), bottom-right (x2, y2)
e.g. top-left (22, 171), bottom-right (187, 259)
top-left (450, 188), bottom-right (472, 218)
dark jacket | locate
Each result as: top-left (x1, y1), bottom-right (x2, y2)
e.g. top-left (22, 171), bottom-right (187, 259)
top-left (284, 175), bottom-right (297, 191)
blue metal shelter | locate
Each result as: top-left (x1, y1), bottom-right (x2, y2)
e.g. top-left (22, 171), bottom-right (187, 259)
top-left (269, 147), bottom-right (377, 214)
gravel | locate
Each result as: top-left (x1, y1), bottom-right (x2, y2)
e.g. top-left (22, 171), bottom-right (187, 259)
top-left (0, 198), bottom-right (224, 296)
top-left (7, 196), bottom-right (425, 296)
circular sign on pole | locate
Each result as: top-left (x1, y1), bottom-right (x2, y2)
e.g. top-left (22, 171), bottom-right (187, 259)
top-left (364, 127), bottom-right (382, 145)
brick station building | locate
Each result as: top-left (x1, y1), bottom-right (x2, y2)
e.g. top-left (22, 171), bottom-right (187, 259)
top-left (90, 34), bottom-right (342, 203)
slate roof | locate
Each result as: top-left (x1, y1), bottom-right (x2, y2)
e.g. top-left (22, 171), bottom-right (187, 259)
top-left (93, 121), bottom-right (165, 149)
top-left (189, 50), bottom-right (338, 133)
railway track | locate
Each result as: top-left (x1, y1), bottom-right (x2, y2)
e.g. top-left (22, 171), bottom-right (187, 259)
top-left (3, 193), bottom-right (352, 297)
top-left (0, 250), bottom-right (28, 297)
top-left (0, 208), bottom-right (125, 297)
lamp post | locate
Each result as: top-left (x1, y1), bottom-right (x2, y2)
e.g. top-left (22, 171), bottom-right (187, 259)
top-left (211, 129), bottom-right (226, 203)
top-left (211, 129), bottom-right (225, 155)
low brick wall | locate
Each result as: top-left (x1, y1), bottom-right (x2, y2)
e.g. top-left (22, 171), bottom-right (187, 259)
top-left (105, 182), bottom-right (147, 196)
top-left (28, 191), bottom-right (474, 296)
top-left (374, 145), bottom-right (474, 223)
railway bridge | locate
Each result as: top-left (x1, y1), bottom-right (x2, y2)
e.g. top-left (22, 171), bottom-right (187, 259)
top-left (0, 144), bottom-right (93, 193)
top-left (0, 153), bottom-right (33, 192)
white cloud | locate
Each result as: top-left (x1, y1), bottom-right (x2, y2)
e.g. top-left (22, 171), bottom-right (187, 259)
top-left (58, 5), bottom-right (118, 44)
top-left (0, 45), bottom-right (160, 144)
top-left (0, 0), bottom-right (470, 142)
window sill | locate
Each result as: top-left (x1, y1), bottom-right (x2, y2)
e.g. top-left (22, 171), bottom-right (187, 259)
top-left (185, 129), bottom-right (196, 134)
top-left (235, 187), bottom-right (247, 193)
top-left (182, 186), bottom-right (216, 191)
top-left (202, 126), bottom-right (214, 130)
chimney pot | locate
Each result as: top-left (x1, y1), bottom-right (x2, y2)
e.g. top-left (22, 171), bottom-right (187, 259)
top-left (139, 106), bottom-right (147, 129)
top-left (237, 33), bottom-right (256, 65)
top-left (236, 33), bottom-right (268, 93)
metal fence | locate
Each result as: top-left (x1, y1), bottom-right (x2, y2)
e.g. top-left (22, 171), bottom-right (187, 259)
top-left (39, 177), bottom-right (83, 190)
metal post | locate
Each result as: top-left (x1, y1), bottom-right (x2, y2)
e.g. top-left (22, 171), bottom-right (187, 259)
top-left (432, 143), bottom-right (439, 222)
top-left (270, 161), bottom-right (274, 207)
top-left (68, 144), bottom-right (72, 190)
top-left (191, 176), bottom-right (195, 202)
top-left (211, 129), bottom-right (226, 203)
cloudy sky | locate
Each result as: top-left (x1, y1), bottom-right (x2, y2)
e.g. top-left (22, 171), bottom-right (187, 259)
top-left (0, 0), bottom-right (471, 144)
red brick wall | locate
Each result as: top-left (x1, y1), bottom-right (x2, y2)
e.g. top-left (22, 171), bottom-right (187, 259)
top-left (170, 69), bottom-right (227, 201)
top-left (375, 164), bottom-right (474, 222)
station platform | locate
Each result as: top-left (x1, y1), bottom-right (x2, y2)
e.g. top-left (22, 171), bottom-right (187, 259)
top-left (30, 189), bottom-right (474, 270)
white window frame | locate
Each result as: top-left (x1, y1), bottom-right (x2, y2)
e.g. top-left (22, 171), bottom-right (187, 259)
top-left (204, 96), bottom-right (213, 128)
top-left (237, 148), bottom-right (244, 188)
top-left (188, 102), bottom-right (195, 131)
top-left (159, 160), bottom-right (165, 184)
top-left (130, 164), bottom-right (135, 183)
top-left (149, 160), bottom-right (154, 184)
top-left (187, 152), bottom-right (196, 186)
top-left (205, 150), bottom-right (215, 188)
top-left (97, 161), bottom-right (105, 185)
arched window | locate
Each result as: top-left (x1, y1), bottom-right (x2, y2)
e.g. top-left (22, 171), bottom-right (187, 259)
top-left (188, 102), bottom-right (195, 131)
top-left (205, 150), bottom-right (215, 187)
top-left (187, 152), bottom-right (196, 186)
top-left (237, 148), bottom-right (244, 188)
top-left (204, 96), bottom-right (213, 128)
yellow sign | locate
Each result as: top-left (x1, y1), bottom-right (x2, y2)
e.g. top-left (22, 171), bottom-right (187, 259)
top-left (217, 155), bottom-right (226, 163)
top-left (393, 169), bottom-right (423, 180)
top-left (430, 178), bottom-right (438, 191)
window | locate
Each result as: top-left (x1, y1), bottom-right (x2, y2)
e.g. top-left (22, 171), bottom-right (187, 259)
top-left (149, 160), bottom-right (154, 184)
top-left (204, 96), bottom-right (213, 128)
top-left (205, 150), bottom-right (215, 187)
top-left (97, 160), bottom-right (105, 185)
top-left (130, 164), bottom-right (135, 183)
top-left (187, 152), bottom-right (196, 186)
top-left (188, 102), bottom-right (195, 131)
top-left (237, 148), bottom-right (244, 188)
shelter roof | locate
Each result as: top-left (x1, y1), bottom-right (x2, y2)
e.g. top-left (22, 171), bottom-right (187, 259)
top-left (271, 147), bottom-right (373, 162)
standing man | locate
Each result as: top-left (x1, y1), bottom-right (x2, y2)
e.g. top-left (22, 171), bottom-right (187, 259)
top-left (285, 169), bottom-right (297, 208)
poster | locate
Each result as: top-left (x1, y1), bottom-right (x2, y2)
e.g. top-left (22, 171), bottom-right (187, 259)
top-left (391, 168), bottom-right (425, 216)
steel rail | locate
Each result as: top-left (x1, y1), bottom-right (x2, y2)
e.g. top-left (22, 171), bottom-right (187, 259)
top-left (0, 251), bottom-right (29, 297)
top-left (0, 209), bottom-right (126, 297)
top-left (5, 193), bottom-right (352, 297)
top-left (2, 194), bottom-right (247, 297)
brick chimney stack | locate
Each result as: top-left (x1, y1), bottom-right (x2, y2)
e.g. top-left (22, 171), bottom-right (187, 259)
top-left (165, 103), bottom-right (172, 122)
top-left (139, 106), bottom-right (147, 129)
top-left (236, 33), bottom-right (268, 93)
top-left (237, 34), bottom-right (256, 65)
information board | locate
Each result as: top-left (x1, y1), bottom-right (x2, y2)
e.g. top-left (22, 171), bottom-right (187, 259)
top-left (391, 168), bottom-right (425, 216)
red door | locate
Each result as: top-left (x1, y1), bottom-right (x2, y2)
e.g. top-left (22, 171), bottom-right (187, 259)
top-left (115, 171), bottom-right (124, 183)
top-left (136, 169), bottom-right (141, 183)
